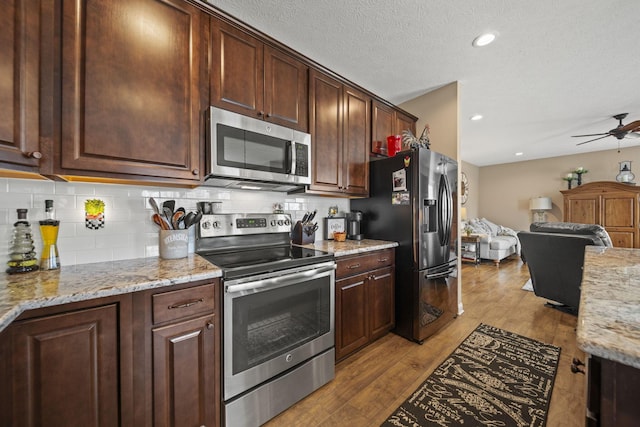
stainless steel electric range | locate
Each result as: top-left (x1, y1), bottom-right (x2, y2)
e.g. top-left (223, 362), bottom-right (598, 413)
top-left (195, 213), bottom-right (336, 427)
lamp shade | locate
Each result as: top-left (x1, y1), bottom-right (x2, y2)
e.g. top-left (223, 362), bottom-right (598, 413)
top-left (460, 207), bottom-right (468, 220)
top-left (529, 197), bottom-right (552, 211)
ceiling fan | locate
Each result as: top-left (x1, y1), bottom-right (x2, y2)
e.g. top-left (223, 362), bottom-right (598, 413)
top-left (573, 113), bottom-right (640, 145)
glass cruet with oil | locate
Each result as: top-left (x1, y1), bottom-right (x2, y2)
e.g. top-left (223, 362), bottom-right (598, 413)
top-left (39, 199), bottom-right (60, 270)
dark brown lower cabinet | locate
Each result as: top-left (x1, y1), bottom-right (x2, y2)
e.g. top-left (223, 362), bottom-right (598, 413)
top-left (586, 355), bottom-right (640, 426)
top-left (152, 315), bottom-right (217, 427)
top-left (7, 295), bottom-right (133, 426)
top-left (335, 249), bottom-right (395, 361)
top-left (1, 279), bottom-right (220, 426)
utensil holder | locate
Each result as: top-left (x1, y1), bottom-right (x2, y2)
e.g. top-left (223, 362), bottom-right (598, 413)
top-left (292, 221), bottom-right (315, 245)
top-left (159, 229), bottom-right (189, 259)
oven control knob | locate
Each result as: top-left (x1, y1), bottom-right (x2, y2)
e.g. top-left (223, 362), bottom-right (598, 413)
top-left (285, 353), bottom-right (293, 363)
top-left (201, 221), bottom-right (210, 229)
top-left (277, 220), bottom-right (284, 226)
top-left (284, 219), bottom-right (291, 226)
top-left (270, 220), bottom-right (276, 226)
top-left (212, 221), bottom-right (221, 229)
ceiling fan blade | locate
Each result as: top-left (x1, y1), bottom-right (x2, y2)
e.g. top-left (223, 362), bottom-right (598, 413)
top-left (619, 120), bottom-right (640, 132)
top-left (572, 132), bottom-right (609, 137)
top-left (576, 134), bottom-right (612, 146)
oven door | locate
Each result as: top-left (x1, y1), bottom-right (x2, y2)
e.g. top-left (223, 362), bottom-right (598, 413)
top-left (223, 261), bottom-right (335, 401)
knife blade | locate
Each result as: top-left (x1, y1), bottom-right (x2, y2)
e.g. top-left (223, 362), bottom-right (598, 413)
top-left (301, 212), bottom-right (309, 224)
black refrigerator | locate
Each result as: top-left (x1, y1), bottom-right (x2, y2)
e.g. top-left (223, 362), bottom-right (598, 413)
top-left (351, 148), bottom-right (458, 343)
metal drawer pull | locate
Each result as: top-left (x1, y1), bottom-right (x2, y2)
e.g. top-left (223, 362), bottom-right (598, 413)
top-left (168, 298), bottom-right (204, 309)
top-left (378, 258), bottom-right (389, 262)
top-left (347, 263), bottom-right (361, 269)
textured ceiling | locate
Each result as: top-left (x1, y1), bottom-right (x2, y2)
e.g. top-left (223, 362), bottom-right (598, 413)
top-left (206, 0), bottom-right (640, 166)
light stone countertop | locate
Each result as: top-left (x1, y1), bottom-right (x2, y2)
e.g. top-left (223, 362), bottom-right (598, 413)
top-left (0, 254), bottom-right (222, 333)
top-left (298, 239), bottom-right (398, 257)
top-left (577, 246), bottom-right (640, 369)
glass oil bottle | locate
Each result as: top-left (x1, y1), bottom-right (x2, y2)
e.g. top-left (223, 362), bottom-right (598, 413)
top-left (39, 199), bottom-right (60, 270)
top-left (6, 208), bottom-right (39, 274)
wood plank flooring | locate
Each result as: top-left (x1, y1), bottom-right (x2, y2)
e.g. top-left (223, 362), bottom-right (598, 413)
top-left (266, 256), bottom-right (586, 426)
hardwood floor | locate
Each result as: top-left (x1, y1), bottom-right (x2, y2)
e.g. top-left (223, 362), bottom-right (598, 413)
top-left (266, 256), bottom-right (586, 426)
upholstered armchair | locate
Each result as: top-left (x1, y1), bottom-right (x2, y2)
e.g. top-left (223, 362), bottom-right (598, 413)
top-left (518, 222), bottom-right (612, 313)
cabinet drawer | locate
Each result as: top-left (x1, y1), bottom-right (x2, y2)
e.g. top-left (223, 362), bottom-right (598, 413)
top-left (152, 283), bottom-right (216, 324)
top-left (336, 249), bottom-right (395, 278)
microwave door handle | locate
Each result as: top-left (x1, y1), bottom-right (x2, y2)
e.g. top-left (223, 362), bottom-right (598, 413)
top-left (286, 140), bottom-right (293, 174)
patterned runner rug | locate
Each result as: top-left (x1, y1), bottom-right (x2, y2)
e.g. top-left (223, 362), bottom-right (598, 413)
top-left (382, 323), bottom-right (560, 427)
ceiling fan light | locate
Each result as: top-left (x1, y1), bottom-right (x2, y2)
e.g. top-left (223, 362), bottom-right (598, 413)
top-left (472, 33), bottom-right (496, 47)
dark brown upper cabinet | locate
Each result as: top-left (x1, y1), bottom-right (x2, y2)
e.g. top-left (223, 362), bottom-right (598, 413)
top-left (211, 19), bottom-right (308, 132)
top-left (371, 100), bottom-right (417, 156)
top-left (0, 0), bottom-right (41, 171)
top-left (57, 0), bottom-right (207, 183)
top-left (308, 69), bottom-right (370, 197)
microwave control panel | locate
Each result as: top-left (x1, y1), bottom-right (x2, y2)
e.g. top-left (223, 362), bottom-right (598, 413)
top-left (294, 143), bottom-right (308, 177)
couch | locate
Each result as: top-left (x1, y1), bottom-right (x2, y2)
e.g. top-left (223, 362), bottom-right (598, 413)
top-left (462, 218), bottom-right (520, 266)
top-left (518, 222), bottom-right (612, 313)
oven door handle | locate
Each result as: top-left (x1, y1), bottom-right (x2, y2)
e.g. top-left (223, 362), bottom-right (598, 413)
top-left (225, 263), bottom-right (336, 294)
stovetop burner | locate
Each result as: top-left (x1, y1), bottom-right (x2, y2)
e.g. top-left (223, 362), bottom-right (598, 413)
top-left (195, 212), bottom-right (334, 279)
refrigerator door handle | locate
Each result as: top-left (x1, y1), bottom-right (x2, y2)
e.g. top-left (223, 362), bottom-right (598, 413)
top-left (437, 174), bottom-right (453, 247)
top-left (425, 269), bottom-right (454, 280)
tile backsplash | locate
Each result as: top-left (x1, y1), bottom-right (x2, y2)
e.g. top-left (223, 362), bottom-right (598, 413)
top-left (1, 178), bottom-right (349, 267)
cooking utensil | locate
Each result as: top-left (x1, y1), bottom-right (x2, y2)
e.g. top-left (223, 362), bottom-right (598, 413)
top-left (171, 211), bottom-right (184, 230)
top-left (152, 213), bottom-right (170, 230)
top-left (186, 211), bottom-right (202, 228)
top-left (301, 212), bottom-right (309, 224)
top-left (149, 197), bottom-right (161, 216)
top-left (163, 207), bottom-right (174, 229)
top-left (162, 200), bottom-right (175, 215)
top-left (182, 212), bottom-right (196, 229)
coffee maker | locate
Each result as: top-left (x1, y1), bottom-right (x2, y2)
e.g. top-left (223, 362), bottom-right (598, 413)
top-left (346, 211), bottom-right (363, 240)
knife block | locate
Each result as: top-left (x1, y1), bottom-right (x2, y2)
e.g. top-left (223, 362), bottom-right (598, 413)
top-left (292, 221), bottom-right (315, 245)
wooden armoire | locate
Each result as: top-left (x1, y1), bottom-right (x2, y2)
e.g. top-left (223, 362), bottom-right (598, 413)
top-left (561, 181), bottom-right (640, 248)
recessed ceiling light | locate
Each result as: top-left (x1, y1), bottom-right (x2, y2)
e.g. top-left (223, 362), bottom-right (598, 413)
top-left (470, 114), bottom-right (483, 121)
top-left (472, 32), bottom-right (496, 47)
top-left (515, 152), bottom-right (523, 156)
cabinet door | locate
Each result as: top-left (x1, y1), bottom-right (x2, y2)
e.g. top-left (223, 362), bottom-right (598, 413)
top-left (335, 274), bottom-right (368, 361)
top-left (12, 304), bottom-right (120, 426)
top-left (264, 45), bottom-right (308, 131)
top-left (565, 196), bottom-right (600, 224)
top-left (371, 100), bottom-right (394, 156)
top-left (0, 0), bottom-right (41, 170)
top-left (342, 86), bottom-right (370, 196)
top-left (152, 315), bottom-right (216, 427)
top-left (309, 69), bottom-right (343, 193)
top-left (368, 266), bottom-right (395, 341)
top-left (211, 19), bottom-right (264, 118)
top-left (396, 110), bottom-right (417, 137)
top-left (60, 0), bottom-right (206, 181)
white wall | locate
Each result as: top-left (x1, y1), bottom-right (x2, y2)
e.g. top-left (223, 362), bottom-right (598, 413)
top-left (1, 178), bottom-right (349, 267)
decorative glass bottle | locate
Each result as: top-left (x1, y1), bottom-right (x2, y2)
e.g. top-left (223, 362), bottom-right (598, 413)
top-left (39, 199), bottom-right (60, 270)
top-left (6, 209), bottom-right (39, 274)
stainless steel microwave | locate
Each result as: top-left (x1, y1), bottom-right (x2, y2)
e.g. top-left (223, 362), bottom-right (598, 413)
top-left (205, 107), bottom-right (311, 192)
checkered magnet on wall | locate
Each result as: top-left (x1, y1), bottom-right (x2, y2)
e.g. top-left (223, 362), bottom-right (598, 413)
top-left (85, 199), bottom-right (105, 230)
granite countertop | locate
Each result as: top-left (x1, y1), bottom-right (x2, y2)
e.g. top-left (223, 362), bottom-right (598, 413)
top-left (299, 239), bottom-right (398, 257)
top-left (0, 255), bottom-right (222, 333)
top-left (577, 246), bottom-right (640, 369)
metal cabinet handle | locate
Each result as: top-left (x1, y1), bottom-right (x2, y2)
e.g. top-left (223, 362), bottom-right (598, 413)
top-left (192, 168), bottom-right (199, 175)
top-left (206, 321), bottom-right (214, 330)
top-left (24, 151), bottom-right (42, 159)
top-left (378, 258), bottom-right (388, 262)
top-left (347, 263), bottom-right (361, 269)
top-left (168, 298), bottom-right (204, 309)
